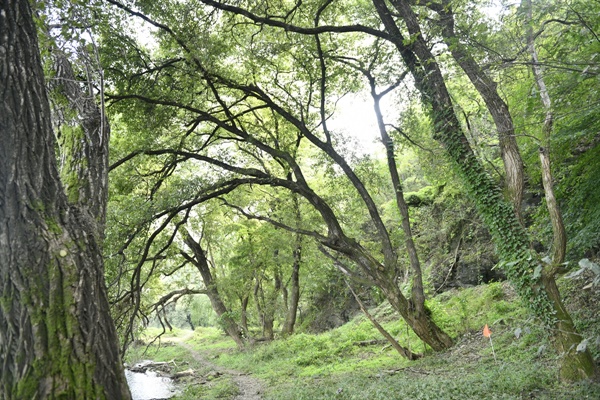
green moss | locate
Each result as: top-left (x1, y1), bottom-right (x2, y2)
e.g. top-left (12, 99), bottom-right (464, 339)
top-left (58, 125), bottom-right (88, 205)
top-left (45, 217), bottom-right (63, 235)
top-left (31, 199), bottom-right (45, 213)
top-left (14, 254), bottom-right (105, 399)
top-left (405, 185), bottom-right (440, 207)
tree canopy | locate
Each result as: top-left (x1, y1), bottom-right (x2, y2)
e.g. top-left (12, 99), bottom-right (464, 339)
top-left (2, 0), bottom-right (599, 395)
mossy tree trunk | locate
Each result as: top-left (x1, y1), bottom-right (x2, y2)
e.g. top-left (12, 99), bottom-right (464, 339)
top-left (51, 49), bottom-right (110, 237)
top-left (428, 2), bottom-right (525, 220)
top-left (0, 1), bottom-right (131, 398)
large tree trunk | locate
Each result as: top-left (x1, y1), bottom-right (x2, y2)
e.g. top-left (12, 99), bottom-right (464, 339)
top-left (0, 1), bottom-right (131, 398)
top-left (426, 2), bottom-right (525, 220)
top-left (373, 0), bottom-right (595, 380)
top-left (182, 231), bottom-right (245, 348)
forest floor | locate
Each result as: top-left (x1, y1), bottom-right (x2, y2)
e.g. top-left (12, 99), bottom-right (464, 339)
top-left (127, 279), bottom-right (600, 399)
top-left (127, 330), bottom-right (264, 399)
top-left (173, 332), bottom-right (264, 400)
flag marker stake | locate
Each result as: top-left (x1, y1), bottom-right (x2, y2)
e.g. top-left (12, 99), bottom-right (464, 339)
top-left (483, 324), bottom-right (497, 363)
top-left (489, 336), bottom-right (497, 363)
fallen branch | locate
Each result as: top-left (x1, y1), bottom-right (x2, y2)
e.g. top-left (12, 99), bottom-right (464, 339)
top-left (171, 369), bottom-right (195, 379)
top-left (354, 339), bottom-right (387, 346)
top-left (345, 280), bottom-right (422, 360)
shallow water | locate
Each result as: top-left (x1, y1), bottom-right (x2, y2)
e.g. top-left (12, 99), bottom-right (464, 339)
top-left (125, 366), bottom-right (177, 400)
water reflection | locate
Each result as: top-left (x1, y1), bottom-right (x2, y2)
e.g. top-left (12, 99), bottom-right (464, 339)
top-left (125, 367), bottom-right (177, 400)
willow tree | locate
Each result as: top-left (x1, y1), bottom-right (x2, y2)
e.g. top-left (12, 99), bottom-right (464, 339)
top-left (0, 1), bottom-right (131, 398)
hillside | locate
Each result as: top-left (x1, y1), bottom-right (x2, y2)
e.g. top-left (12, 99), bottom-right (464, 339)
top-left (126, 279), bottom-right (600, 399)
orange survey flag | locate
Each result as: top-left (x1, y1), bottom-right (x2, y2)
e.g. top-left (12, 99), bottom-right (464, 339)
top-left (483, 324), bottom-right (492, 338)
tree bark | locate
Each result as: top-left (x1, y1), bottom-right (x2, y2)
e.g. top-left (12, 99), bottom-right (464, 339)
top-left (282, 239), bottom-right (301, 335)
top-left (524, 0), bottom-right (567, 266)
top-left (182, 231), bottom-right (245, 348)
top-left (0, 1), bottom-right (131, 398)
top-left (282, 195), bottom-right (302, 336)
top-left (370, 80), bottom-right (426, 316)
top-left (51, 49), bottom-right (110, 237)
top-left (254, 277), bottom-right (275, 340)
top-left (521, 0), bottom-right (591, 379)
top-left (240, 294), bottom-right (250, 333)
top-left (424, 1), bottom-right (525, 220)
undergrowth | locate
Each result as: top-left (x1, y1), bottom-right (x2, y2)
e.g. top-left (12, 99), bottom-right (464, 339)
top-left (128, 281), bottom-right (600, 399)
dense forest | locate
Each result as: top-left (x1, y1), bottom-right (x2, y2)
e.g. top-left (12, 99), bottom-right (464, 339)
top-left (1, 0), bottom-right (600, 398)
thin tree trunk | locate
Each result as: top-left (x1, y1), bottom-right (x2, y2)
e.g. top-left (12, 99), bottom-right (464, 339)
top-left (524, 0), bottom-right (567, 266)
top-left (259, 277), bottom-right (276, 340)
top-left (539, 148), bottom-right (566, 265)
top-left (239, 294), bottom-right (250, 333)
top-left (182, 231), bottom-right (245, 348)
top-left (186, 313), bottom-right (196, 331)
top-left (522, 1), bottom-right (589, 379)
top-left (346, 282), bottom-right (421, 360)
top-left (282, 240), bottom-right (301, 335)
top-left (0, 1), bottom-right (131, 398)
top-left (282, 195), bottom-right (302, 335)
top-left (370, 80), bottom-right (426, 316)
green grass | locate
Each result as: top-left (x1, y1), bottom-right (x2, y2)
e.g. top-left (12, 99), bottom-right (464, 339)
top-left (127, 282), bottom-right (600, 399)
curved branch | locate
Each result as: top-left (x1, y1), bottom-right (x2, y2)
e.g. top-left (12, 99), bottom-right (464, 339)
top-left (198, 0), bottom-right (392, 40)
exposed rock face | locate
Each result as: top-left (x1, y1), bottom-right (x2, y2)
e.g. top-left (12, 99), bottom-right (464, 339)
top-left (306, 273), bottom-right (363, 333)
top-left (432, 256), bottom-right (505, 292)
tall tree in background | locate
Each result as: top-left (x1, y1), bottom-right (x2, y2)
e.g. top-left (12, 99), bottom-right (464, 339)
top-left (0, 0), bottom-right (131, 398)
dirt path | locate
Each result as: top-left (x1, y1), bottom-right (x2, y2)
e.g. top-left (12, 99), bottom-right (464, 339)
top-left (171, 334), bottom-right (263, 400)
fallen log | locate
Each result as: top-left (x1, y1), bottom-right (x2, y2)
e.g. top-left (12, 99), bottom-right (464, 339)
top-left (130, 360), bottom-right (175, 373)
top-left (171, 369), bottom-right (195, 379)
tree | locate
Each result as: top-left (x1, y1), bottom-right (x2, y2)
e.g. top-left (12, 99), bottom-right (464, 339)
top-left (193, 0), bottom-right (595, 380)
top-left (100, 0), bottom-right (597, 379)
top-left (103, 0), bottom-right (452, 353)
top-left (182, 229), bottom-right (245, 347)
top-left (0, 1), bottom-right (131, 398)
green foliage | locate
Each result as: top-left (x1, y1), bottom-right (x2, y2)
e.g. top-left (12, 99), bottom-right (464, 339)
top-left (430, 283), bottom-right (525, 337)
top-left (98, 0), bottom-right (600, 380)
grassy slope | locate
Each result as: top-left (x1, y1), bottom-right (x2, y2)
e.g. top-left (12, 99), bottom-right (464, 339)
top-left (128, 281), bottom-right (600, 399)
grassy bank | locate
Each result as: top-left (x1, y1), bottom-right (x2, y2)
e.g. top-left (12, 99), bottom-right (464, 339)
top-left (127, 281), bottom-right (600, 399)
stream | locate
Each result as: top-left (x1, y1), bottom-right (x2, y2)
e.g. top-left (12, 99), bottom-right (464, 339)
top-left (125, 361), bottom-right (178, 400)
